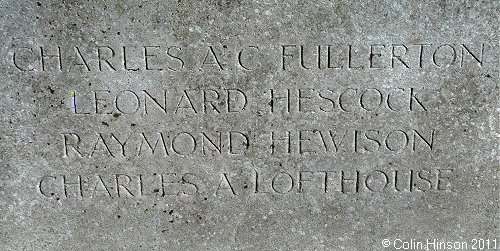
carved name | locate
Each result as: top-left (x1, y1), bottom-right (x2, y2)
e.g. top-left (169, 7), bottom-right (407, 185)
top-left (12, 43), bottom-right (486, 72)
top-left (38, 168), bottom-right (454, 200)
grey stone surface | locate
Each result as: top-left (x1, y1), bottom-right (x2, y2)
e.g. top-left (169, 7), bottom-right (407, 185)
top-left (0, 1), bottom-right (498, 250)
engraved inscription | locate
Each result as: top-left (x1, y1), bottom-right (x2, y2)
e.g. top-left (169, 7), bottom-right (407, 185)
top-left (17, 40), bottom-right (475, 200)
top-left (38, 168), bottom-right (454, 200)
top-left (12, 43), bottom-right (486, 72)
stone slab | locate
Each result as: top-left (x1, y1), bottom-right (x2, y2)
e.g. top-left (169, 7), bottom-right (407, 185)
top-left (0, 1), bottom-right (498, 250)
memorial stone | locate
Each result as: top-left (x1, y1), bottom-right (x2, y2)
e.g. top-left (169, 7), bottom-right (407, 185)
top-left (0, 1), bottom-right (498, 250)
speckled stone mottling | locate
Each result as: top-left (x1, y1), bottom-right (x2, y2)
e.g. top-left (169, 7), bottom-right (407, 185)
top-left (0, 1), bottom-right (498, 250)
